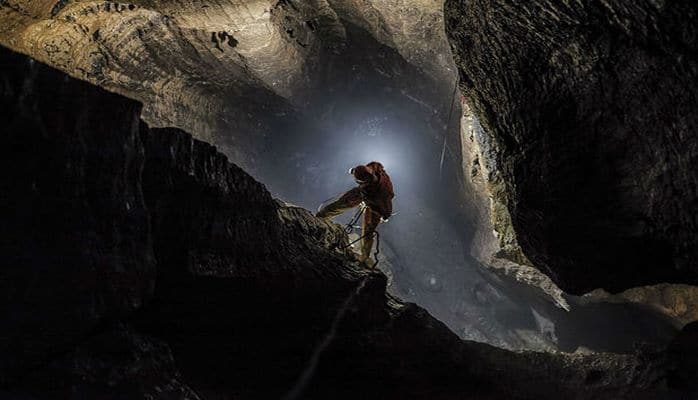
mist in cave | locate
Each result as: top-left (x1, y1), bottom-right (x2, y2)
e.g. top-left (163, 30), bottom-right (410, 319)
top-left (232, 25), bottom-right (677, 353)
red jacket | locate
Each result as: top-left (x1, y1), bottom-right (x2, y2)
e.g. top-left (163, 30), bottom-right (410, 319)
top-left (353, 162), bottom-right (394, 219)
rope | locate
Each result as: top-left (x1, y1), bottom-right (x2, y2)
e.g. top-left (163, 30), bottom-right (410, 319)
top-left (342, 233), bottom-right (365, 249)
top-left (337, 205), bottom-right (367, 249)
top-left (343, 204), bottom-right (365, 235)
top-left (282, 277), bottom-right (369, 400)
top-left (371, 231), bottom-right (380, 269)
top-left (338, 220), bottom-right (381, 269)
top-left (439, 79), bottom-right (460, 180)
top-left (320, 194), bottom-right (383, 269)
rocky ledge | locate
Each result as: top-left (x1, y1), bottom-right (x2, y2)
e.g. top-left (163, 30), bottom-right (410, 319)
top-left (1, 46), bottom-right (695, 399)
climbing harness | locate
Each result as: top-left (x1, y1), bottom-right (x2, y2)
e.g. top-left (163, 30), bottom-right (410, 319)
top-left (439, 78), bottom-right (461, 180)
top-left (318, 177), bottom-right (390, 269)
top-left (336, 204), bottom-right (381, 269)
top-left (343, 203), bottom-right (366, 235)
top-left (340, 231), bottom-right (381, 269)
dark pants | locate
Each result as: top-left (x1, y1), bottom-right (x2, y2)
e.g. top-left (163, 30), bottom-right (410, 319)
top-left (316, 188), bottom-right (381, 263)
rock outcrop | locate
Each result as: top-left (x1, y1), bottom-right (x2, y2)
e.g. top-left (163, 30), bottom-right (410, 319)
top-left (583, 284), bottom-right (698, 327)
top-left (2, 46), bottom-right (693, 399)
top-left (445, 0), bottom-right (698, 294)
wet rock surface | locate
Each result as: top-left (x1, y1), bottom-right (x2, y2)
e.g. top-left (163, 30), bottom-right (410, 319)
top-left (2, 46), bottom-right (693, 399)
top-left (445, 0), bottom-right (698, 294)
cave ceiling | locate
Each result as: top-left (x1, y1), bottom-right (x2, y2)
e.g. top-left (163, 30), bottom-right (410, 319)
top-left (0, 0), bottom-right (454, 150)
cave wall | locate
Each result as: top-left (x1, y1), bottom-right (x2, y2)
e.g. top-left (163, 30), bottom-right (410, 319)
top-left (0, 47), bottom-right (155, 381)
top-left (445, 0), bottom-right (698, 294)
top-left (0, 0), bottom-right (457, 175)
top-left (0, 0), bottom-right (320, 169)
top-left (3, 45), bottom-right (693, 399)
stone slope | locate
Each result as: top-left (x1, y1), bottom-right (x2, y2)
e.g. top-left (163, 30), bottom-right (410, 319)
top-left (0, 46), bottom-right (691, 399)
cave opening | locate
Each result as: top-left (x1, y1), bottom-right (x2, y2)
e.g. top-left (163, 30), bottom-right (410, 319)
top-left (215, 22), bottom-right (678, 353)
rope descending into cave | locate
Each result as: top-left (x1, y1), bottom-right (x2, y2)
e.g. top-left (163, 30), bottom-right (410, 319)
top-left (439, 79), bottom-right (461, 180)
top-left (281, 277), bottom-right (369, 400)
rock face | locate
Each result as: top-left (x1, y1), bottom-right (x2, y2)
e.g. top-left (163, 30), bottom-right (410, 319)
top-left (0, 0), bottom-right (451, 99)
top-left (2, 46), bottom-right (692, 399)
top-left (0, 0), bottom-right (456, 172)
top-left (445, 0), bottom-right (698, 294)
top-left (0, 46), bottom-right (155, 382)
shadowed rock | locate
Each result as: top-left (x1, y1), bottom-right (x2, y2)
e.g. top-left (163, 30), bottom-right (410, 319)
top-left (1, 46), bottom-right (692, 399)
top-left (445, 0), bottom-right (698, 294)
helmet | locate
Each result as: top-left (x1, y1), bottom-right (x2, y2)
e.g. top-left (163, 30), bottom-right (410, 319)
top-left (350, 165), bottom-right (375, 184)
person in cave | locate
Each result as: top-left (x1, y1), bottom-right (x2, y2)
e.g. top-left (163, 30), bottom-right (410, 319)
top-left (316, 161), bottom-right (394, 265)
